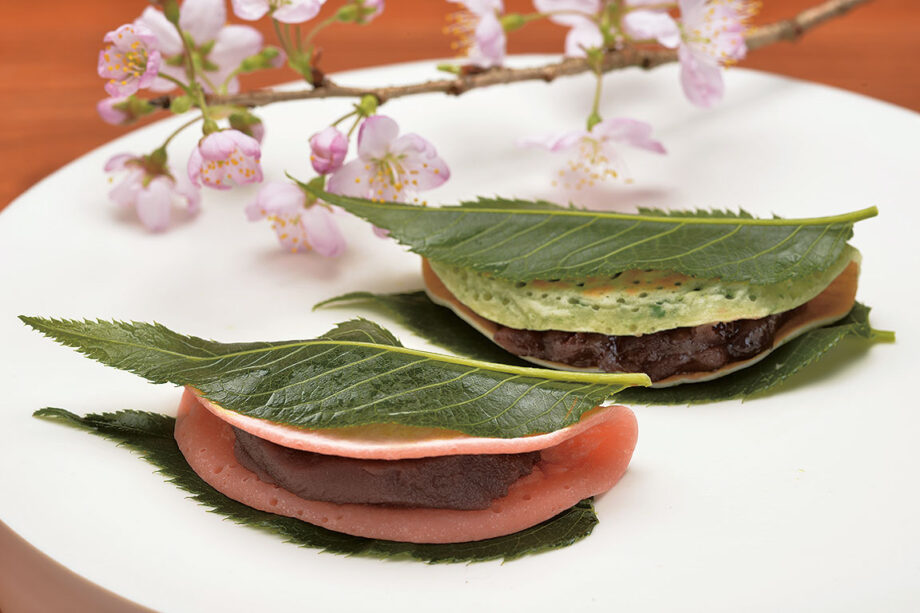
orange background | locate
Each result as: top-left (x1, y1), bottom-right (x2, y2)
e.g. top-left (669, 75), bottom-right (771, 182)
top-left (0, 0), bottom-right (917, 211)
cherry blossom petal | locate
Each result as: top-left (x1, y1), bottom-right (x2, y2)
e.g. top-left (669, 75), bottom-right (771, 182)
top-left (104, 153), bottom-right (135, 172)
top-left (274, 0), bottom-right (326, 24)
top-left (622, 10), bottom-right (680, 48)
top-left (210, 25), bottom-right (264, 72)
top-left (564, 21), bottom-right (603, 57)
top-left (518, 130), bottom-right (585, 152)
top-left (456, 0), bottom-right (502, 16)
top-left (135, 177), bottom-right (175, 232)
top-left (391, 134), bottom-right (450, 190)
top-left (678, 0), bottom-right (708, 20)
top-left (469, 10), bottom-right (506, 67)
top-left (97, 98), bottom-right (130, 125)
top-left (230, 0), bottom-right (270, 20)
top-left (533, 0), bottom-right (600, 27)
top-left (136, 7), bottom-right (183, 56)
top-left (592, 118), bottom-right (666, 154)
top-left (198, 132), bottom-right (239, 160)
top-left (246, 182), bottom-right (305, 220)
top-left (109, 168), bottom-right (144, 207)
top-left (179, 0), bottom-right (227, 44)
top-left (147, 63), bottom-right (187, 93)
top-left (174, 172), bottom-right (202, 214)
top-left (326, 159), bottom-right (373, 198)
top-left (357, 115), bottom-right (399, 160)
top-left (273, 216), bottom-right (311, 252)
top-left (359, 0), bottom-right (385, 22)
top-left (303, 205), bottom-right (346, 257)
top-left (679, 45), bottom-right (724, 107)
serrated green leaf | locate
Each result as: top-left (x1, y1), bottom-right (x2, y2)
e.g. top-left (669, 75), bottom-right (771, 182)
top-left (21, 316), bottom-right (648, 438)
top-left (636, 207), bottom-right (756, 219)
top-left (314, 291), bottom-right (531, 366)
top-left (616, 302), bottom-right (893, 404)
top-left (319, 317), bottom-right (403, 346)
top-left (313, 292), bottom-right (889, 404)
top-left (33, 408), bottom-right (597, 563)
top-left (312, 190), bottom-right (876, 285)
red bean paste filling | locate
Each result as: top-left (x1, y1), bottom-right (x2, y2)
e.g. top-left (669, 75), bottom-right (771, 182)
top-left (232, 428), bottom-right (541, 510)
top-left (492, 306), bottom-right (803, 382)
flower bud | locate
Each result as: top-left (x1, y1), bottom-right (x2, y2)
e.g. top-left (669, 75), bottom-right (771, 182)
top-left (309, 127), bottom-right (348, 175)
top-left (97, 95), bottom-right (155, 125)
top-left (336, 0), bottom-right (384, 24)
top-left (501, 14), bottom-right (527, 32)
top-left (170, 95), bottom-right (193, 114)
top-left (97, 98), bottom-right (131, 125)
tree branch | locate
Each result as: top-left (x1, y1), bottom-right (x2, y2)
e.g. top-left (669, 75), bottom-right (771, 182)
top-left (205, 0), bottom-right (872, 109)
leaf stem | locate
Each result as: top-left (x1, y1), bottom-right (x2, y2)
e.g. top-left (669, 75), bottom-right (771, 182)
top-left (331, 108), bottom-right (359, 127)
top-left (870, 329), bottom-right (896, 342)
top-left (160, 115), bottom-right (204, 149)
top-left (158, 73), bottom-right (192, 95)
top-left (272, 17), bottom-right (290, 53)
top-left (346, 113), bottom-right (362, 138)
top-left (173, 21), bottom-right (214, 128)
top-left (587, 57), bottom-right (604, 131)
top-left (303, 14), bottom-right (339, 46)
top-left (220, 67), bottom-right (243, 92)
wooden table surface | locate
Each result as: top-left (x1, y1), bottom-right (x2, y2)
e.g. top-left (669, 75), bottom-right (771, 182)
top-left (0, 0), bottom-right (917, 211)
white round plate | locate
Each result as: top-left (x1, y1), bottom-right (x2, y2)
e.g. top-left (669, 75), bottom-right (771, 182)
top-left (1, 58), bottom-right (918, 612)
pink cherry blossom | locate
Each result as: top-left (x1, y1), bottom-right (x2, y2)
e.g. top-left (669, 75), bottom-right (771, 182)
top-left (97, 24), bottom-right (161, 97)
top-left (137, 0), bottom-right (263, 94)
top-left (533, 0), bottom-right (603, 57)
top-left (188, 130), bottom-right (263, 190)
top-left (309, 127), bottom-right (349, 175)
top-left (679, 0), bottom-right (754, 106)
top-left (521, 118), bottom-right (665, 187)
top-left (445, 0), bottom-right (506, 68)
top-left (231, 0), bottom-right (327, 24)
top-left (621, 10), bottom-right (681, 48)
top-left (623, 0), bottom-right (756, 107)
top-left (105, 153), bottom-right (200, 232)
top-left (97, 97), bottom-right (130, 125)
top-left (245, 182), bottom-right (345, 256)
top-left (326, 115), bottom-right (449, 204)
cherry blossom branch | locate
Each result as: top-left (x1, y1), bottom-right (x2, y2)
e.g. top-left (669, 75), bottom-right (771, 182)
top-left (200, 0), bottom-right (871, 109)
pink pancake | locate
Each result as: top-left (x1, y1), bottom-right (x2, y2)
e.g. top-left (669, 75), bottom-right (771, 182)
top-left (175, 389), bottom-right (638, 544)
top-left (194, 389), bottom-right (627, 460)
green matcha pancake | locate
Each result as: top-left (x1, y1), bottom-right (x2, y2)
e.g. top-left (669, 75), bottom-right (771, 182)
top-left (428, 246), bottom-right (859, 337)
top-left (423, 254), bottom-right (861, 386)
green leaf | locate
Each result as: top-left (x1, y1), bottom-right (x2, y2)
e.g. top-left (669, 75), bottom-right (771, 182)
top-left (314, 292), bottom-right (531, 366)
top-left (311, 190), bottom-right (877, 285)
top-left (20, 317), bottom-right (648, 438)
top-left (312, 292), bottom-right (890, 404)
top-left (616, 302), bottom-right (894, 404)
top-left (33, 408), bottom-right (597, 563)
